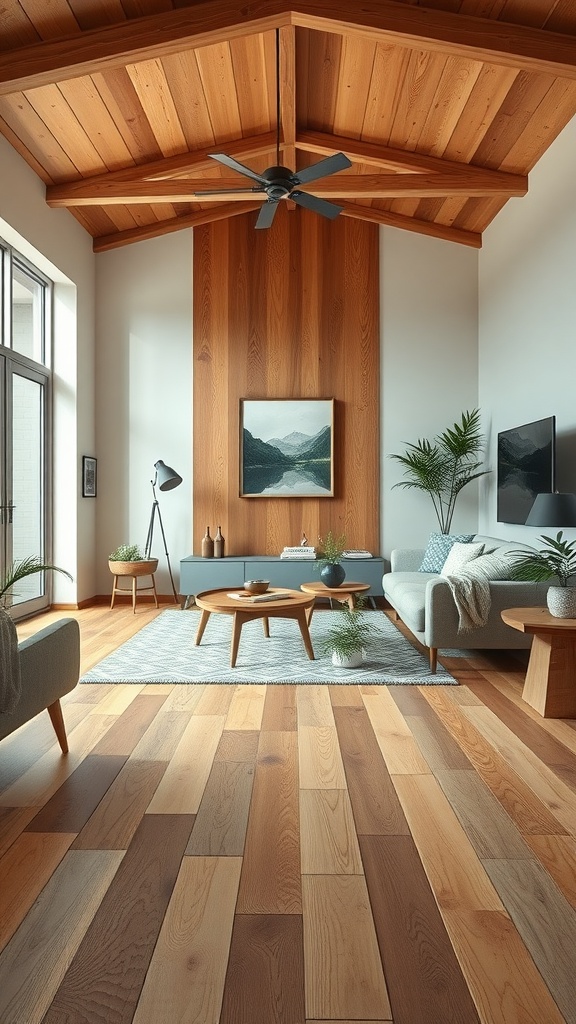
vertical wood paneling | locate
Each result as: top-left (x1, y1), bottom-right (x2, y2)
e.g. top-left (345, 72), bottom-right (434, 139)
top-left (193, 208), bottom-right (379, 556)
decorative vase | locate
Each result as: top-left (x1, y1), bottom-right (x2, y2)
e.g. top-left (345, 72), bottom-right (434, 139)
top-left (201, 527), bottom-right (214, 558)
top-left (332, 649), bottom-right (364, 668)
top-left (214, 526), bottom-right (225, 558)
top-left (321, 562), bottom-right (346, 588)
top-left (546, 585), bottom-right (576, 618)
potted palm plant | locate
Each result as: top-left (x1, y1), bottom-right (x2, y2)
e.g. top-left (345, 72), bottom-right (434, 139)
top-left (0, 556), bottom-right (72, 609)
top-left (510, 531), bottom-right (576, 617)
top-left (316, 531), bottom-right (347, 587)
top-left (321, 601), bottom-right (372, 667)
top-left (389, 409), bottom-right (489, 534)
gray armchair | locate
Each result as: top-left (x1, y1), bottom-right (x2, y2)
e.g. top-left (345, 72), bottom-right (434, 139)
top-left (0, 618), bottom-right (80, 753)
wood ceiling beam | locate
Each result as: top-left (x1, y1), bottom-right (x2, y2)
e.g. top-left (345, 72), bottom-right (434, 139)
top-left (92, 201), bottom-right (263, 252)
top-left (1, 1), bottom-right (576, 97)
top-left (338, 201), bottom-right (482, 249)
top-left (46, 170), bottom-right (527, 206)
top-left (279, 25), bottom-right (296, 170)
top-left (291, 2), bottom-right (576, 80)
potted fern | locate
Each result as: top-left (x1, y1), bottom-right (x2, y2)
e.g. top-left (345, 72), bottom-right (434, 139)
top-left (321, 601), bottom-right (372, 667)
top-left (511, 531), bottom-right (576, 617)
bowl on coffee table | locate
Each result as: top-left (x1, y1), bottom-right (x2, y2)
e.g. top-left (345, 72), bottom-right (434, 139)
top-left (244, 579), bottom-right (270, 595)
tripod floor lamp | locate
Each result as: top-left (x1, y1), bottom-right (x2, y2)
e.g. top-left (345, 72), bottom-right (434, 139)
top-left (144, 460), bottom-right (182, 603)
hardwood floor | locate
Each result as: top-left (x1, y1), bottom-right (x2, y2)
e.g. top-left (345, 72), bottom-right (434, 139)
top-left (2, 605), bottom-right (576, 1023)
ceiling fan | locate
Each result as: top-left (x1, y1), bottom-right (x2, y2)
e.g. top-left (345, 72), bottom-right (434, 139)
top-left (194, 31), bottom-right (352, 229)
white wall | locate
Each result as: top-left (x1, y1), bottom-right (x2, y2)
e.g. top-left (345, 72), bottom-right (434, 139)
top-left (95, 233), bottom-right (193, 598)
top-left (0, 133), bottom-right (96, 604)
top-left (380, 228), bottom-right (479, 558)
top-left (479, 115), bottom-right (576, 546)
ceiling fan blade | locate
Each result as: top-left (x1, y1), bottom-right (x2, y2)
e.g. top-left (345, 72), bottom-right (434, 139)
top-left (290, 190), bottom-right (343, 220)
top-left (292, 152), bottom-right (352, 186)
top-left (192, 187), bottom-right (263, 196)
top-left (209, 153), bottom-right (267, 185)
top-left (255, 200), bottom-right (279, 229)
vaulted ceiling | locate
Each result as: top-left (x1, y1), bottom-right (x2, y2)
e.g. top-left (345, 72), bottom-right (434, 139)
top-left (1, 0), bottom-right (576, 252)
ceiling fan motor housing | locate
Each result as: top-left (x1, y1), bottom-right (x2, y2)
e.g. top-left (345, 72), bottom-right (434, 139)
top-left (262, 166), bottom-right (295, 198)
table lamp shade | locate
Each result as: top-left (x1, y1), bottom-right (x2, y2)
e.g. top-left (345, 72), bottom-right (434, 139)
top-left (525, 492), bottom-right (576, 527)
top-left (154, 460), bottom-right (182, 491)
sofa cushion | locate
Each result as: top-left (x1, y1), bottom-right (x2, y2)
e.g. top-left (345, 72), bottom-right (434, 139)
top-left (440, 541), bottom-right (484, 576)
top-left (418, 533), bottom-right (475, 573)
top-left (384, 571), bottom-right (436, 632)
top-left (451, 549), bottom-right (519, 582)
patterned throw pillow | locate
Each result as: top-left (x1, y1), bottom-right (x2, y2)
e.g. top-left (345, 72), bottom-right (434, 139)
top-left (418, 533), bottom-right (476, 573)
top-left (440, 541), bottom-right (484, 577)
top-left (454, 550), bottom-right (516, 582)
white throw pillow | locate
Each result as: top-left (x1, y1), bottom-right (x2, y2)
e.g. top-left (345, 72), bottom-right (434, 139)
top-left (440, 541), bottom-right (484, 577)
top-left (456, 550), bottom-right (516, 582)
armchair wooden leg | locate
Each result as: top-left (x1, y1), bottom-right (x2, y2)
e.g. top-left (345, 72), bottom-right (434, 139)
top-left (47, 699), bottom-right (69, 754)
top-left (429, 648), bottom-right (438, 674)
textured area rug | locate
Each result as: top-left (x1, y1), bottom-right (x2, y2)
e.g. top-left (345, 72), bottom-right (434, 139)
top-left (80, 609), bottom-right (458, 685)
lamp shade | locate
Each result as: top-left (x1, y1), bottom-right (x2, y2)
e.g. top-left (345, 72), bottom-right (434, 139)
top-left (154, 460), bottom-right (182, 491)
top-left (525, 492), bottom-right (576, 527)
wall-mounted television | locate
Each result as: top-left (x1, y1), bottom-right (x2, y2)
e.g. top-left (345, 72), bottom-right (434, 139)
top-left (497, 416), bottom-right (556, 524)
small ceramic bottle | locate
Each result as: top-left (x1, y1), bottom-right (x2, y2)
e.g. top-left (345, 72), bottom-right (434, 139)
top-left (201, 527), bottom-right (214, 558)
top-left (214, 526), bottom-right (225, 558)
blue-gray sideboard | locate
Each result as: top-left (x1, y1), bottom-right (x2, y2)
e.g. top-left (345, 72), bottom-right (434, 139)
top-left (180, 555), bottom-right (385, 607)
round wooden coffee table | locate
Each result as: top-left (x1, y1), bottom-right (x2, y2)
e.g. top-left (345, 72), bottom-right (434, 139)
top-left (300, 581), bottom-right (371, 621)
top-left (501, 606), bottom-right (576, 718)
top-left (194, 587), bottom-right (316, 668)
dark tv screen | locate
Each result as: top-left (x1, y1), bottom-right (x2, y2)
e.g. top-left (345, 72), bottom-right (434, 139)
top-left (497, 416), bottom-right (556, 524)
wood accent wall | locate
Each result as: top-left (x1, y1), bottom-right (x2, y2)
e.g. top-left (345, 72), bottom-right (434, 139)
top-left (192, 206), bottom-right (380, 556)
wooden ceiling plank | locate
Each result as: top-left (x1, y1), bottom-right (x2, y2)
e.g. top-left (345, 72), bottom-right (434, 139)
top-left (46, 169), bottom-right (527, 206)
top-left (194, 41), bottom-right (243, 145)
top-left (160, 49), bottom-right (216, 152)
top-left (92, 66), bottom-right (165, 164)
top-left (230, 33), bottom-right (275, 143)
top-left (387, 49), bottom-right (448, 153)
top-left (24, 82), bottom-right (109, 175)
top-left (470, 69), bottom-right (556, 169)
top-left (126, 56), bottom-right (188, 157)
top-left (499, 76), bottom-right (576, 170)
top-left (290, 2), bottom-right (576, 79)
top-left (338, 199), bottom-right (482, 248)
top-left (92, 199), bottom-right (263, 251)
top-left (440, 63), bottom-right (520, 164)
top-left (415, 55), bottom-right (484, 158)
top-left (0, 111), bottom-right (54, 184)
top-left (279, 25), bottom-right (296, 168)
top-left (16, 0), bottom-right (80, 41)
top-left (58, 76), bottom-right (136, 170)
top-left (0, 91), bottom-right (79, 181)
top-left (0, 0), bottom-right (42, 49)
top-left (360, 42), bottom-right (413, 145)
top-left (296, 128), bottom-right (527, 186)
top-left (0, 1), bottom-right (290, 95)
top-left (332, 34), bottom-right (375, 140)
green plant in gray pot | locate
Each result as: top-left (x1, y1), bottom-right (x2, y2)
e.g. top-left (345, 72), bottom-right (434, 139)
top-left (0, 556), bottom-right (72, 609)
top-left (321, 601), bottom-right (372, 667)
top-left (510, 531), bottom-right (576, 617)
top-left (316, 531), bottom-right (347, 587)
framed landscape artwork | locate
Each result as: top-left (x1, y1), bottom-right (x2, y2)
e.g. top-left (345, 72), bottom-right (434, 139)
top-left (240, 399), bottom-right (334, 497)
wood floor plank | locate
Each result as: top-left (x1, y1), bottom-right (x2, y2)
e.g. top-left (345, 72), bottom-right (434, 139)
top-left (297, 685), bottom-right (336, 726)
top-left (215, 728), bottom-right (259, 762)
top-left (422, 689), bottom-right (570, 835)
top-left (333, 706), bottom-right (410, 835)
top-left (72, 760), bottom-right (167, 850)
top-left (328, 683), bottom-right (364, 707)
top-left (261, 683), bottom-right (298, 730)
top-left (302, 874), bottom-right (392, 1021)
top-left (43, 814), bottom-right (194, 1024)
top-left (362, 691), bottom-right (431, 774)
top-left (483, 857), bottom-right (576, 1023)
top-left (0, 806), bottom-right (38, 859)
top-left (524, 833), bottom-right (576, 909)
top-left (441, 906), bottom-right (567, 1024)
top-left (128, 709), bottom-right (192, 760)
top-left (186, 759), bottom-right (256, 856)
top-left (193, 683), bottom-right (236, 716)
top-left (359, 834), bottom-right (481, 1024)
top-left (0, 702), bottom-right (89, 792)
top-left (88, 683), bottom-right (145, 715)
top-left (236, 730), bottom-right (301, 914)
top-left (0, 850), bottom-right (124, 1024)
top-left (299, 726), bottom-right (347, 789)
top-left (90, 694), bottom-right (167, 756)
top-left (133, 856), bottom-right (242, 1024)
top-left (404, 712), bottom-right (472, 771)
top-left (152, 682), bottom-right (206, 713)
top-left (225, 684), bottom-right (267, 730)
top-left (220, 914), bottom-right (306, 1024)
top-left (145, 714), bottom-right (225, 814)
top-left (0, 832), bottom-right (75, 950)
top-left (434, 769), bottom-right (533, 860)
top-left (24, 754), bottom-right (127, 833)
top-left (392, 774), bottom-right (504, 912)
top-left (300, 789), bottom-right (363, 875)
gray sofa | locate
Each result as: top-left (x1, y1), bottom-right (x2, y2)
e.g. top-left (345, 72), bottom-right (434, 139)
top-left (0, 617), bottom-right (80, 752)
top-left (383, 534), bottom-right (549, 672)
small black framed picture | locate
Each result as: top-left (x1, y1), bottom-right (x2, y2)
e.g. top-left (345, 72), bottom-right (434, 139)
top-left (82, 456), bottom-right (97, 497)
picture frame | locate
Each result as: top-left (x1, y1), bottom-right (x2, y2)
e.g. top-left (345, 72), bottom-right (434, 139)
top-left (82, 456), bottom-right (97, 497)
top-left (240, 398), bottom-right (334, 497)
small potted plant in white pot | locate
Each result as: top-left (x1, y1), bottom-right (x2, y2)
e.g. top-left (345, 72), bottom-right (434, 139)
top-left (321, 600), bottom-right (372, 668)
top-left (108, 544), bottom-right (158, 577)
top-left (511, 531), bottom-right (576, 617)
top-left (316, 530), bottom-right (347, 587)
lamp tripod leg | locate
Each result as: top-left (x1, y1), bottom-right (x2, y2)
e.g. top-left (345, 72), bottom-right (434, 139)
top-left (155, 504), bottom-right (179, 604)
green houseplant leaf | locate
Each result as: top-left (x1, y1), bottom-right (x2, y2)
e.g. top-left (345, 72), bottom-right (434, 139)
top-left (510, 532), bottom-right (576, 588)
top-left (109, 544), bottom-right (145, 561)
top-left (0, 556), bottom-right (73, 606)
top-left (320, 601), bottom-right (372, 659)
top-left (316, 531), bottom-right (346, 571)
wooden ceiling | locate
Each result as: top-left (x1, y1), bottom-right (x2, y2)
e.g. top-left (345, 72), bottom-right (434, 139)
top-left (1, 0), bottom-right (576, 252)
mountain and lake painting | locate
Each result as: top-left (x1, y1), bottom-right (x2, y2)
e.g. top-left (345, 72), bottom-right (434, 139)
top-left (241, 399), bottom-right (334, 497)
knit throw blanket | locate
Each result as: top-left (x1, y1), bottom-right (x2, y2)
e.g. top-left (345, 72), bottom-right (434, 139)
top-left (444, 575), bottom-right (492, 633)
top-left (0, 607), bottom-right (21, 714)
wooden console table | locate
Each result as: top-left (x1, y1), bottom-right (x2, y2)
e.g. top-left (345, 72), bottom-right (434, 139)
top-left (501, 607), bottom-right (576, 718)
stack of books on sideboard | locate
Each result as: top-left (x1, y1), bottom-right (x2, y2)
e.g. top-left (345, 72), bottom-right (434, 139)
top-left (280, 545), bottom-right (317, 560)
